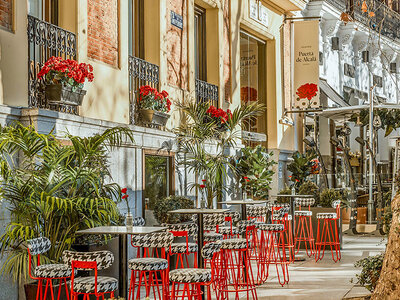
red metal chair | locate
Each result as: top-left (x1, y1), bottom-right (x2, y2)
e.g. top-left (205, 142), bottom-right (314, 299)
top-left (169, 242), bottom-right (222, 300)
top-left (271, 203), bottom-right (295, 263)
top-left (218, 212), bottom-right (240, 239)
top-left (63, 250), bottom-right (117, 300)
top-left (128, 232), bottom-right (174, 300)
top-left (294, 197), bottom-right (316, 257)
top-left (315, 200), bottom-right (341, 262)
top-left (27, 237), bottom-right (72, 300)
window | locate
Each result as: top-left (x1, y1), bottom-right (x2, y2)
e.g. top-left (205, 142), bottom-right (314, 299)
top-left (129, 0), bottom-right (144, 58)
top-left (144, 154), bottom-right (173, 215)
top-left (240, 31), bottom-right (266, 138)
top-left (28, 0), bottom-right (58, 24)
top-left (194, 5), bottom-right (207, 81)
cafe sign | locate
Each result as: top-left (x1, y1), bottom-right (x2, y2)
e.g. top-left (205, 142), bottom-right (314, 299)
top-left (292, 20), bottom-right (320, 110)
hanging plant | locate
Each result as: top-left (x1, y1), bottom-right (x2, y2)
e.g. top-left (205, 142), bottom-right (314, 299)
top-left (350, 108), bottom-right (400, 136)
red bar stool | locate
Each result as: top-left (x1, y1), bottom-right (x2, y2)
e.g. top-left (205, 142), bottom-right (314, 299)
top-left (247, 206), bottom-right (269, 261)
top-left (315, 200), bottom-right (341, 262)
top-left (256, 221), bottom-right (289, 286)
top-left (218, 211), bottom-right (240, 239)
top-left (27, 237), bottom-right (72, 300)
top-left (164, 222), bottom-right (199, 268)
top-left (271, 203), bottom-right (294, 263)
top-left (216, 235), bottom-right (258, 299)
top-left (62, 250), bottom-right (118, 300)
top-left (294, 197), bottom-right (315, 257)
top-left (169, 242), bottom-right (222, 300)
top-left (128, 232), bottom-right (174, 300)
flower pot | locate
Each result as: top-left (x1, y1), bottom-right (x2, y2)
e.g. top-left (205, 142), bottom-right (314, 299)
top-left (45, 84), bottom-right (86, 106)
top-left (139, 109), bottom-right (170, 126)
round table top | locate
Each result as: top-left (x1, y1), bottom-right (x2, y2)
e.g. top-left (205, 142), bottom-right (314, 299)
top-left (169, 208), bottom-right (230, 214)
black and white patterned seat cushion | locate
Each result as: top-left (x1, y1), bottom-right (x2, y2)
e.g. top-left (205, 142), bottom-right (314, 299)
top-left (204, 232), bottom-right (223, 242)
top-left (71, 276), bottom-right (118, 294)
top-left (267, 202), bottom-right (291, 210)
top-left (132, 216), bottom-right (145, 226)
top-left (169, 268), bottom-right (211, 283)
top-left (220, 238), bottom-right (247, 250)
top-left (201, 242), bottom-right (221, 259)
top-left (247, 206), bottom-right (269, 218)
top-left (294, 198), bottom-right (315, 207)
top-left (224, 211), bottom-right (240, 223)
top-left (62, 250), bottom-right (114, 270)
top-left (128, 258), bottom-right (168, 271)
top-left (295, 210), bottom-right (313, 217)
top-left (204, 213), bottom-right (226, 226)
top-left (131, 232), bottom-right (174, 248)
top-left (27, 237), bottom-right (51, 255)
top-left (316, 213), bottom-right (337, 219)
top-left (237, 219), bottom-right (256, 234)
top-left (256, 223), bottom-right (285, 232)
top-left (218, 226), bottom-right (239, 235)
top-left (272, 214), bottom-right (292, 221)
top-left (35, 264), bottom-right (72, 278)
top-left (171, 242), bottom-right (198, 253)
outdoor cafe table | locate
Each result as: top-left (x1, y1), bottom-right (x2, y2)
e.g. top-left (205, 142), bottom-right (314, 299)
top-left (77, 225), bottom-right (166, 299)
top-left (218, 199), bottom-right (269, 220)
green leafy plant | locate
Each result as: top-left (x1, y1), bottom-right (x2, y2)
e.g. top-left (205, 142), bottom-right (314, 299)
top-left (233, 145), bottom-right (276, 199)
top-left (0, 123), bottom-right (134, 283)
top-left (153, 196), bottom-right (194, 224)
top-left (174, 101), bottom-right (264, 208)
top-left (287, 151), bottom-right (317, 190)
top-left (298, 180), bottom-right (320, 203)
top-left (278, 184), bottom-right (292, 204)
top-left (353, 253), bottom-right (384, 292)
top-left (319, 188), bottom-right (342, 207)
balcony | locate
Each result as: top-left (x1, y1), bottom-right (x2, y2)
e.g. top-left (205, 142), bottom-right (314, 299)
top-left (195, 79), bottom-right (219, 108)
top-left (128, 55), bottom-right (160, 125)
top-left (27, 15), bottom-right (77, 114)
top-left (312, 0), bottom-right (400, 40)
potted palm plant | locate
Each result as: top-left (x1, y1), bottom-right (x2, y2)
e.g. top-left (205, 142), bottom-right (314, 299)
top-left (38, 56), bottom-right (94, 106)
top-left (137, 85), bottom-right (171, 126)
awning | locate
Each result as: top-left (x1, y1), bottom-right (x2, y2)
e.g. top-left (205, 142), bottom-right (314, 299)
top-left (319, 79), bottom-right (349, 108)
top-left (318, 104), bottom-right (400, 123)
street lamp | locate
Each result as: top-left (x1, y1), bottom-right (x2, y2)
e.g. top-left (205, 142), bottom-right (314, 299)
top-left (303, 136), bottom-right (329, 189)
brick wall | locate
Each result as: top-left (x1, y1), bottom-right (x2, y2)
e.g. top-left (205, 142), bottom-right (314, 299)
top-left (87, 0), bottom-right (119, 67)
top-left (0, 0), bottom-right (13, 32)
top-left (166, 0), bottom-right (188, 89)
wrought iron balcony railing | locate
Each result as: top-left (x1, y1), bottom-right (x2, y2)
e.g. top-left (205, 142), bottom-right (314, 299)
top-left (195, 79), bottom-right (219, 108)
top-left (312, 0), bottom-right (400, 40)
top-left (128, 55), bottom-right (160, 125)
top-left (27, 15), bottom-right (77, 114)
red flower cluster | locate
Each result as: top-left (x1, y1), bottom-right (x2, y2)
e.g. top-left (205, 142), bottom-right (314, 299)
top-left (138, 85), bottom-right (171, 113)
top-left (121, 188), bottom-right (128, 200)
top-left (240, 86), bottom-right (258, 102)
top-left (206, 106), bottom-right (232, 124)
top-left (38, 56), bottom-right (94, 84)
top-left (310, 158), bottom-right (320, 174)
top-left (296, 83), bottom-right (318, 100)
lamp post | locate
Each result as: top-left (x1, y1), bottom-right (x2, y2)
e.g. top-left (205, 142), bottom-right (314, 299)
top-left (368, 85), bottom-right (377, 225)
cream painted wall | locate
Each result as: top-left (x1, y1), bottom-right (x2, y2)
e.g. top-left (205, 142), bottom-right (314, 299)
top-left (0, 0), bottom-right (28, 107)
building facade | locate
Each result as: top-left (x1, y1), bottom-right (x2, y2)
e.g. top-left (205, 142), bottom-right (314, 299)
top-left (0, 0), bottom-right (307, 297)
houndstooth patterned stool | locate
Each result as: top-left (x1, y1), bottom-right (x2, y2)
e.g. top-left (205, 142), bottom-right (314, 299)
top-left (27, 237), bottom-right (72, 300)
top-left (204, 232), bottom-right (223, 243)
top-left (295, 210), bottom-right (313, 217)
top-left (170, 242), bottom-right (222, 299)
top-left (294, 197), bottom-right (315, 207)
top-left (128, 232), bottom-right (174, 300)
top-left (315, 201), bottom-right (341, 263)
top-left (294, 197), bottom-right (316, 258)
top-left (63, 250), bottom-right (117, 299)
top-left (271, 207), bottom-right (295, 264)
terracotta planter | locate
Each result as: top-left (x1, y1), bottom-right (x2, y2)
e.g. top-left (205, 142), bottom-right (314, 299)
top-left (341, 207), bottom-right (351, 224)
top-left (357, 207), bottom-right (367, 224)
top-left (45, 83), bottom-right (86, 106)
top-left (139, 109), bottom-right (170, 126)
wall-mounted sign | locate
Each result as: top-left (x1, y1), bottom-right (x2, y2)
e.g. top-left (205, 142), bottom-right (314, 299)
top-left (171, 11), bottom-right (183, 30)
top-left (249, 0), bottom-right (268, 28)
top-left (292, 20), bottom-right (320, 109)
top-left (344, 63), bottom-right (355, 78)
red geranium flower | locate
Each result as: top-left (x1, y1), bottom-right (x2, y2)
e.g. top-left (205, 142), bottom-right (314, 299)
top-left (296, 83), bottom-right (318, 100)
top-left (122, 194), bottom-right (129, 199)
top-left (202, 179), bottom-right (206, 182)
top-left (121, 188), bottom-right (128, 194)
top-left (243, 176), bottom-right (249, 180)
top-left (200, 184), bottom-right (206, 189)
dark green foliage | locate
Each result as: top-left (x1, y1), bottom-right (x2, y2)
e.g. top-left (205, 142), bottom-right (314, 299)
top-left (278, 184), bottom-right (292, 204)
top-left (153, 196), bottom-right (194, 224)
top-left (353, 253), bottom-right (384, 292)
top-left (234, 145), bottom-right (276, 199)
top-left (350, 108), bottom-right (400, 137)
top-left (319, 188), bottom-right (342, 207)
top-left (298, 181), bottom-right (320, 204)
top-left (0, 123), bottom-right (134, 282)
top-left (287, 151), bottom-right (317, 190)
